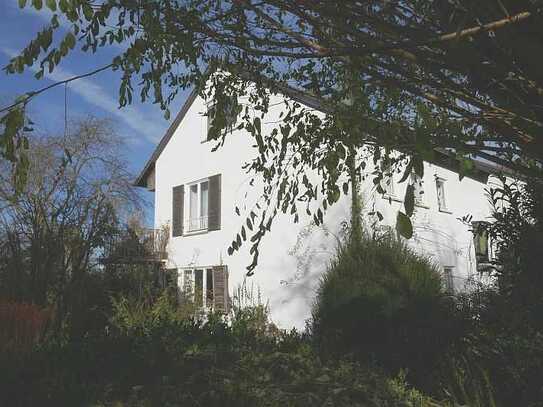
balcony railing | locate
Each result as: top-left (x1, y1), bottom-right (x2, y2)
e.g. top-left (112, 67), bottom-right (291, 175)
top-left (101, 227), bottom-right (169, 264)
top-left (187, 216), bottom-right (208, 233)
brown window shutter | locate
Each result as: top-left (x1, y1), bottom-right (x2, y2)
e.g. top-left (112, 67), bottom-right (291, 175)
top-left (172, 185), bottom-right (184, 237)
top-left (208, 174), bottom-right (221, 231)
top-left (212, 265), bottom-right (229, 313)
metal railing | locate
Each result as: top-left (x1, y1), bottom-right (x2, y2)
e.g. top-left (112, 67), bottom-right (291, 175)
top-left (101, 227), bottom-right (169, 264)
top-left (187, 216), bottom-right (209, 232)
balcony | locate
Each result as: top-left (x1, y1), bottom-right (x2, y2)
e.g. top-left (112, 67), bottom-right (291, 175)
top-left (186, 216), bottom-right (209, 233)
top-left (100, 227), bottom-right (169, 264)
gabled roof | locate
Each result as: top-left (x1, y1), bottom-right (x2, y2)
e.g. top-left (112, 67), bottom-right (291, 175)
top-left (135, 80), bottom-right (514, 188)
top-left (134, 87), bottom-right (199, 187)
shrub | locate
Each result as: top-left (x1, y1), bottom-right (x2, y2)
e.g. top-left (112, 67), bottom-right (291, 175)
top-left (311, 232), bottom-right (462, 391)
top-left (0, 300), bottom-right (51, 352)
top-left (0, 316), bottom-right (444, 407)
top-left (438, 288), bottom-right (543, 407)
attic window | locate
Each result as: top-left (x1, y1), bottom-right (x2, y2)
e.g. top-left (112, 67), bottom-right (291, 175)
top-left (206, 97), bottom-right (238, 141)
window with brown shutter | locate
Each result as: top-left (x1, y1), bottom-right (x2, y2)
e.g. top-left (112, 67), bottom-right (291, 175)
top-left (212, 265), bottom-right (229, 313)
top-left (180, 265), bottom-right (229, 313)
top-left (208, 174), bottom-right (221, 231)
top-left (172, 185), bottom-right (184, 237)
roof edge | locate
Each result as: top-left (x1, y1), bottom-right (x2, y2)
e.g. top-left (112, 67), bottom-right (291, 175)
top-left (134, 86), bottom-right (200, 188)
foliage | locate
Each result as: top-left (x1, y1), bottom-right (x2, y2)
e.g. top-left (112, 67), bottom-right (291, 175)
top-left (439, 288), bottom-right (543, 407)
top-left (311, 230), bottom-right (463, 392)
top-left (0, 301), bottom-right (444, 407)
top-left (484, 176), bottom-right (543, 329)
top-left (3, 0), bottom-right (543, 272)
top-left (0, 117), bottom-right (140, 337)
top-left (0, 300), bottom-right (51, 352)
top-left (230, 279), bottom-right (280, 339)
top-left (440, 180), bottom-right (543, 406)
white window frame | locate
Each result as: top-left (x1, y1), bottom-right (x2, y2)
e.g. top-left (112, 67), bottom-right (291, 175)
top-left (435, 176), bottom-right (450, 213)
top-left (186, 178), bottom-right (209, 233)
top-left (180, 267), bottom-right (215, 310)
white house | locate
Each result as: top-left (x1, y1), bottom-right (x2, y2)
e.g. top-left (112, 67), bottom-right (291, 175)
top-left (135, 84), bottom-right (501, 329)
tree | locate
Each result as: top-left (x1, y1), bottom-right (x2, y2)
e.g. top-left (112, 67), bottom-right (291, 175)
top-left (484, 176), bottom-right (543, 329)
top-left (311, 229), bottom-right (459, 392)
top-left (2, 0), bottom-right (542, 272)
top-left (0, 116), bottom-right (140, 335)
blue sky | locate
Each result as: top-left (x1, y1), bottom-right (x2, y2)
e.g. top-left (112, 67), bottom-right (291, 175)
top-left (0, 0), bottom-right (192, 222)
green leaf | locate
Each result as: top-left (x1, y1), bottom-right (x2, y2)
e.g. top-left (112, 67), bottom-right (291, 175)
top-left (32, 0), bottom-right (42, 10)
top-left (413, 157), bottom-right (424, 177)
top-left (82, 3), bottom-right (93, 20)
top-left (458, 158), bottom-right (474, 181)
top-left (253, 117), bottom-right (261, 134)
top-left (398, 160), bottom-right (414, 183)
top-left (396, 211), bottom-right (413, 239)
top-left (18, 0), bottom-right (27, 8)
top-left (45, 0), bottom-right (56, 11)
top-left (65, 32), bottom-right (76, 49)
top-left (404, 184), bottom-right (415, 217)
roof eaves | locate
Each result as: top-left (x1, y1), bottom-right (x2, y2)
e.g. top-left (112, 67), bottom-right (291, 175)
top-left (133, 87), bottom-right (200, 187)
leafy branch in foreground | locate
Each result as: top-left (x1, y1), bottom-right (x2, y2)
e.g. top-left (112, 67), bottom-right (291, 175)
top-left (3, 0), bottom-right (542, 272)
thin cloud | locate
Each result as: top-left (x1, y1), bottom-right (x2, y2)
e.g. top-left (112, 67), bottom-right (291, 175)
top-left (0, 46), bottom-right (161, 144)
top-left (10, 0), bottom-right (127, 51)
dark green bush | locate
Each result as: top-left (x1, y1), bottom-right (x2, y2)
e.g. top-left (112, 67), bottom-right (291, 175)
top-left (311, 233), bottom-right (463, 391)
top-left (0, 298), bottom-right (444, 407)
top-left (439, 288), bottom-right (543, 407)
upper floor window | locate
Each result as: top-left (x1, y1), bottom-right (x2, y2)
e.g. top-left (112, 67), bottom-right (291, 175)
top-left (472, 221), bottom-right (492, 271)
top-left (435, 176), bottom-right (448, 212)
top-left (188, 179), bottom-right (209, 232)
top-left (381, 162), bottom-right (395, 197)
top-left (410, 173), bottom-right (424, 205)
top-left (172, 174), bottom-right (221, 237)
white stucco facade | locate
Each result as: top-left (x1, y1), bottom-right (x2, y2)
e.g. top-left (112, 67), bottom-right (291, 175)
top-left (140, 90), bottom-right (496, 329)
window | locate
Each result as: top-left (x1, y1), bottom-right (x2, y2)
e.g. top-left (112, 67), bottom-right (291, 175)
top-left (410, 173), bottom-right (424, 205)
top-left (206, 269), bottom-right (214, 304)
top-left (472, 221), bottom-right (490, 270)
top-left (443, 266), bottom-right (455, 294)
top-left (187, 180), bottom-right (209, 232)
top-left (206, 98), bottom-right (238, 141)
top-left (381, 162), bottom-right (395, 197)
top-left (172, 174), bottom-right (221, 237)
top-left (180, 266), bottom-right (228, 311)
top-left (435, 176), bottom-right (448, 212)
top-left (194, 269), bottom-right (204, 308)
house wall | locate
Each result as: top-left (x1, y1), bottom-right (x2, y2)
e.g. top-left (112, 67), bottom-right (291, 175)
top-left (153, 93), bottom-right (494, 329)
